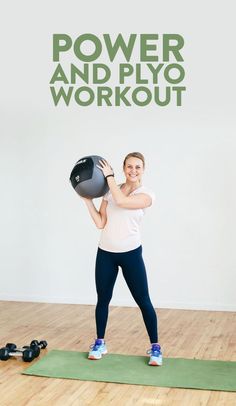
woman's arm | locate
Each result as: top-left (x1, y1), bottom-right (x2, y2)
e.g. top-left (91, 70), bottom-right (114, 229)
top-left (82, 197), bottom-right (108, 229)
top-left (107, 177), bottom-right (152, 209)
top-left (97, 160), bottom-right (152, 209)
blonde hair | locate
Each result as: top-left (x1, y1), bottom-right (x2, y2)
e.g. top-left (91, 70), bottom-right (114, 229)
top-left (123, 152), bottom-right (145, 168)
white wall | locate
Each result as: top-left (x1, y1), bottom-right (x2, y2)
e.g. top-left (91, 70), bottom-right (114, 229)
top-left (1, 0), bottom-right (235, 311)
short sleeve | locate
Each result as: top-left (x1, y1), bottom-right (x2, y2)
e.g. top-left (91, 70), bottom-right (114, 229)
top-left (133, 187), bottom-right (156, 205)
top-left (143, 190), bottom-right (155, 205)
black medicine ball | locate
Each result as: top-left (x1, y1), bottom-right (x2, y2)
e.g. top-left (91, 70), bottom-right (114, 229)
top-left (70, 155), bottom-right (109, 198)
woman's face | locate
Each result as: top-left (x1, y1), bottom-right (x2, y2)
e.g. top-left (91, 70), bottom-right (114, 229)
top-left (123, 157), bottom-right (144, 183)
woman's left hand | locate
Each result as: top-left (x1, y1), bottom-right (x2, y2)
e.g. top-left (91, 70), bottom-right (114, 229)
top-left (97, 159), bottom-right (114, 178)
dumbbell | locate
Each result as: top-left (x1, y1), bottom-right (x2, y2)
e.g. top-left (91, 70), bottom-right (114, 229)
top-left (0, 339), bottom-right (48, 362)
top-left (20, 340), bottom-right (47, 358)
top-left (30, 340), bottom-right (48, 357)
top-left (30, 340), bottom-right (47, 349)
top-left (0, 343), bottom-right (35, 362)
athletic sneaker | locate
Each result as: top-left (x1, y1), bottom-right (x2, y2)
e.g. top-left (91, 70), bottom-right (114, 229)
top-left (147, 343), bottom-right (163, 366)
top-left (88, 339), bottom-right (108, 360)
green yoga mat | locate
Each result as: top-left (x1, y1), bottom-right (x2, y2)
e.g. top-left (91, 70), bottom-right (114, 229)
top-left (22, 350), bottom-right (236, 392)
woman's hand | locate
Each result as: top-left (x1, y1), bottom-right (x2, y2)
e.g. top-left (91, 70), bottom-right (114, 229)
top-left (96, 159), bottom-right (114, 178)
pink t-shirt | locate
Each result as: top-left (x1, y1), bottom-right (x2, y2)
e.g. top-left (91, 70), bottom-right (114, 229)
top-left (98, 186), bottom-right (155, 253)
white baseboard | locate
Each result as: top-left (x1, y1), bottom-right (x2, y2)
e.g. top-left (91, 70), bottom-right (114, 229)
top-left (0, 293), bottom-right (235, 312)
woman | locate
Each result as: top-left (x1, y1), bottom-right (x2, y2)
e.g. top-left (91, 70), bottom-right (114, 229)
top-left (82, 152), bottom-right (162, 366)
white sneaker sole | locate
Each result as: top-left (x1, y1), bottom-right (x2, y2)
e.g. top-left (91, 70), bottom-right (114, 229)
top-left (88, 350), bottom-right (108, 360)
top-left (149, 360), bottom-right (162, 366)
top-left (149, 357), bottom-right (163, 366)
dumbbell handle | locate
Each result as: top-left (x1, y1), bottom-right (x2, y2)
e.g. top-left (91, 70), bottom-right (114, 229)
top-left (15, 347), bottom-right (29, 352)
top-left (8, 351), bottom-right (26, 357)
top-left (34, 343), bottom-right (43, 349)
top-left (9, 346), bottom-right (37, 355)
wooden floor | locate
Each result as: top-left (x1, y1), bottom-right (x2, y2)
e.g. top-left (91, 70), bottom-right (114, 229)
top-left (0, 301), bottom-right (235, 406)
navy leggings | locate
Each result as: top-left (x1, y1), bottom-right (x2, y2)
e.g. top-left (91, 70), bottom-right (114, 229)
top-left (95, 245), bottom-right (158, 343)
